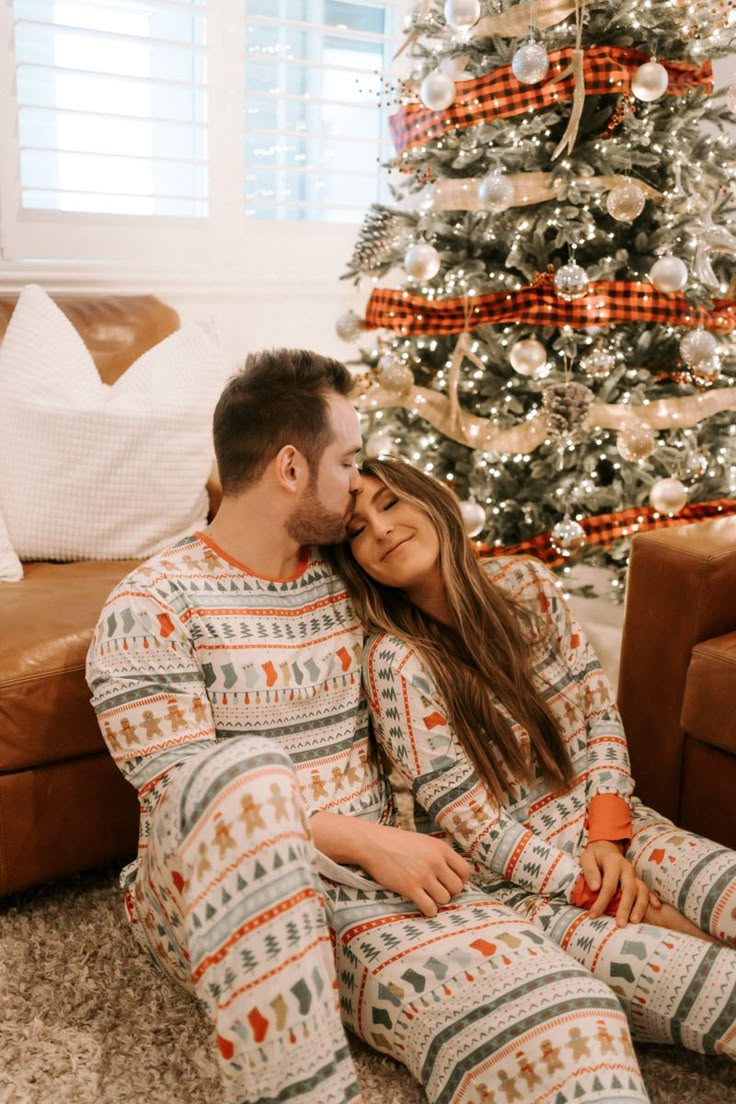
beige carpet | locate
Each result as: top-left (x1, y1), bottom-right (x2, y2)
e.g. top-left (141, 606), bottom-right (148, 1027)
top-left (1, 868), bottom-right (735, 1104)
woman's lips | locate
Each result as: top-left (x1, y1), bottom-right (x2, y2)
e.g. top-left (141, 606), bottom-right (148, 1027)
top-left (381, 536), bottom-right (412, 561)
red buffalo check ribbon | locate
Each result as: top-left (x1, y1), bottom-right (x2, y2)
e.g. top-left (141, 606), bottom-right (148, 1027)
top-left (389, 47), bottom-right (713, 156)
top-left (482, 499), bottom-right (736, 569)
top-left (364, 281), bottom-right (736, 335)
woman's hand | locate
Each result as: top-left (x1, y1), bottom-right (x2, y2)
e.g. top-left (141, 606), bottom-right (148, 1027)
top-left (310, 812), bottom-right (471, 917)
top-left (579, 840), bottom-right (660, 926)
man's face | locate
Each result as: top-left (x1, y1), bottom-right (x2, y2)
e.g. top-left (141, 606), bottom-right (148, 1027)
top-left (286, 392), bottom-right (363, 545)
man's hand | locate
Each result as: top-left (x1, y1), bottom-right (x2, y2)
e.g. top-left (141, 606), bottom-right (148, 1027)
top-left (579, 840), bottom-right (660, 926)
top-left (310, 812), bottom-right (471, 917)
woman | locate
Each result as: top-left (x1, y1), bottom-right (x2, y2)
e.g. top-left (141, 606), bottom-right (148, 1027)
top-left (332, 455), bottom-right (736, 1061)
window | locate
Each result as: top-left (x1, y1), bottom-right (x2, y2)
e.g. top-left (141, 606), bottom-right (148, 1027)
top-left (0, 0), bottom-right (402, 271)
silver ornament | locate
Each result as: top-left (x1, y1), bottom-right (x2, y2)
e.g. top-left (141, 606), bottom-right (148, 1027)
top-left (511, 40), bottom-right (550, 85)
top-left (631, 61), bottom-right (669, 102)
top-left (458, 499), bottom-right (486, 537)
top-left (404, 241), bottom-right (441, 280)
top-left (691, 357), bottom-right (720, 385)
top-left (443, 0), bottom-right (480, 32)
top-left (649, 255), bottom-right (688, 293)
top-left (580, 349), bottom-right (615, 379)
top-left (378, 353), bottom-right (414, 394)
top-left (606, 181), bottom-right (646, 222)
top-left (336, 310), bottom-right (363, 342)
top-left (554, 262), bottom-right (589, 301)
top-left (550, 516), bottom-right (586, 559)
top-left (649, 477), bottom-right (687, 515)
top-left (617, 420), bottom-right (655, 462)
top-left (478, 170), bottom-right (516, 213)
top-left (420, 70), bottom-right (456, 111)
top-left (686, 452), bottom-right (709, 478)
top-left (679, 328), bottom-right (717, 366)
top-left (364, 431), bottom-right (397, 459)
top-left (509, 338), bottom-right (547, 376)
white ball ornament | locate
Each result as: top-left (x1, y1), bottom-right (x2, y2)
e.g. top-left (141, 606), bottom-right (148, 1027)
top-left (554, 262), bottom-right (589, 301)
top-left (364, 431), bottom-right (397, 459)
top-left (511, 41), bottom-right (550, 84)
top-left (336, 310), bottom-right (363, 342)
top-left (631, 61), bottom-right (669, 102)
top-left (509, 338), bottom-right (547, 376)
top-left (679, 328), bottom-right (717, 366)
top-left (420, 71), bottom-right (456, 111)
top-left (459, 499), bottom-right (486, 538)
top-left (478, 170), bottom-right (516, 213)
top-left (377, 353), bottom-right (414, 394)
top-left (617, 420), bottom-right (655, 462)
top-left (443, 0), bottom-right (480, 32)
top-left (550, 516), bottom-right (586, 559)
top-left (580, 349), bottom-right (615, 379)
top-left (606, 181), bottom-right (646, 222)
top-left (649, 255), bottom-right (688, 293)
top-left (649, 477), bottom-right (687, 516)
top-left (404, 242), bottom-right (441, 281)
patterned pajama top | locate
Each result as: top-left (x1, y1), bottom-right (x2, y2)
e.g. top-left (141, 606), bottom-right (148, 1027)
top-left (363, 555), bottom-right (635, 905)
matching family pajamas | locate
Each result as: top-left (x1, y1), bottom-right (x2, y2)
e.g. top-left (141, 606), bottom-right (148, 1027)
top-left (364, 555), bottom-right (736, 1069)
top-left (86, 537), bottom-right (734, 1104)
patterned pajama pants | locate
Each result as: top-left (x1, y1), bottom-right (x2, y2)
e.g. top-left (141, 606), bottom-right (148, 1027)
top-left (484, 800), bottom-right (736, 1060)
top-left (127, 742), bottom-right (732, 1104)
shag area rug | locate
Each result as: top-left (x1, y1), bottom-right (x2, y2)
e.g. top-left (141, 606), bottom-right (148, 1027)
top-left (1, 867), bottom-right (735, 1104)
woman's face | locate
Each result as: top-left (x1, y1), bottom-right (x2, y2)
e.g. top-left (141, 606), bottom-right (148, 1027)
top-left (346, 474), bottom-right (441, 591)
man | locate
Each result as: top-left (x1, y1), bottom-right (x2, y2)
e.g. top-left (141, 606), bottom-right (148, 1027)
top-left (87, 349), bottom-right (648, 1104)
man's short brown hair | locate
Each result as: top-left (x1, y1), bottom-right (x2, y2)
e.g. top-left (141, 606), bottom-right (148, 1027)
top-left (213, 348), bottom-right (354, 495)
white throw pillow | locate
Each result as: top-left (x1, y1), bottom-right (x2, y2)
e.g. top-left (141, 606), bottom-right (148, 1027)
top-left (0, 507), bottom-right (23, 582)
top-left (0, 285), bottom-right (227, 563)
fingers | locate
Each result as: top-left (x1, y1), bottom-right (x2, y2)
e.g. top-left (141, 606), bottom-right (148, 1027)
top-left (613, 865), bottom-right (639, 926)
top-left (448, 849), bottom-right (472, 884)
top-left (588, 860), bottom-right (621, 918)
top-left (579, 848), bottom-right (603, 893)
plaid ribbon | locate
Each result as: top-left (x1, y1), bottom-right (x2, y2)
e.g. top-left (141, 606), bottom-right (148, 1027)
top-left (482, 498), bottom-right (736, 568)
top-left (390, 47), bottom-right (713, 155)
top-left (364, 281), bottom-right (736, 334)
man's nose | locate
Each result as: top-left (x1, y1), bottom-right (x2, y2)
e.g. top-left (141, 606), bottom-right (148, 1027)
top-left (349, 468), bottom-right (364, 494)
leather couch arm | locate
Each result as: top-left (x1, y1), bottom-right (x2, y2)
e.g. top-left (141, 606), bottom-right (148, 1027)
top-left (617, 516), bottom-right (736, 821)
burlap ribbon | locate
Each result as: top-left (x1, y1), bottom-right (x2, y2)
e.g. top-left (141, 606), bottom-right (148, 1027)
top-left (413, 172), bottom-right (662, 211)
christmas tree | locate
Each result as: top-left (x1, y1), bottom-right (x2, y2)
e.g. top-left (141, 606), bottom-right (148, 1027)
top-left (340, 0), bottom-right (736, 592)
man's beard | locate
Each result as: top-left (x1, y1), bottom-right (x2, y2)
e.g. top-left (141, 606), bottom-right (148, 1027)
top-left (286, 481), bottom-right (350, 545)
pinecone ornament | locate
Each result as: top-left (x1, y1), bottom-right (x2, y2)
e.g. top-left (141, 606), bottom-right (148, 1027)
top-left (542, 382), bottom-right (594, 438)
top-left (349, 205), bottom-right (408, 272)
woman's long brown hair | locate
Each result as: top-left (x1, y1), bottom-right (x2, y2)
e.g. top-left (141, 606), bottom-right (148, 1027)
top-left (330, 457), bottom-right (574, 805)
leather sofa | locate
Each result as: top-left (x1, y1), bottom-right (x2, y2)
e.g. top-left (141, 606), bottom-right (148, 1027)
top-left (0, 295), bottom-right (221, 897)
top-left (618, 516), bottom-right (736, 850)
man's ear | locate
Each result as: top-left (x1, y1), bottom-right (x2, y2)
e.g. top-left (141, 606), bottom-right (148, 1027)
top-left (274, 444), bottom-right (309, 493)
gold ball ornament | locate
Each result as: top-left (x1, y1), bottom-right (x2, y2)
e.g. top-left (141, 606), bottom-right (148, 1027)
top-left (458, 499), bottom-right (486, 537)
top-left (444, 0), bottom-right (480, 32)
top-left (649, 255), bottom-right (688, 293)
top-left (679, 328), bottom-right (717, 366)
top-left (617, 420), bottom-right (655, 462)
top-left (420, 71), bottom-right (456, 111)
top-left (377, 353), bottom-right (414, 394)
top-left (336, 310), bottom-right (364, 342)
top-left (509, 338), bottom-right (547, 376)
top-left (606, 181), bottom-right (646, 222)
top-left (631, 61), bottom-right (670, 102)
top-left (404, 242), bottom-right (441, 280)
top-left (550, 516), bottom-right (586, 559)
top-left (554, 262), bottom-right (589, 301)
top-left (580, 349), bottom-right (615, 379)
top-left (649, 477), bottom-right (687, 515)
top-left (478, 170), bottom-right (516, 213)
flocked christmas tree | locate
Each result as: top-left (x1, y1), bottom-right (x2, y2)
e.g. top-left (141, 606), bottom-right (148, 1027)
top-left (339, 0), bottom-right (736, 593)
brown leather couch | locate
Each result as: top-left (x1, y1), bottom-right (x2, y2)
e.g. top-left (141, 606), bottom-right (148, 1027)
top-left (618, 516), bottom-right (736, 850)
top-left (0, 295), bottom-right (221, 897)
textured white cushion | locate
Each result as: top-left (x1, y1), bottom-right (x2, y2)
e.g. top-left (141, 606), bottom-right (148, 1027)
top-left (0, 285), bottom-right (227, 563)
top-left (0, 507), bottom-right (23, 582)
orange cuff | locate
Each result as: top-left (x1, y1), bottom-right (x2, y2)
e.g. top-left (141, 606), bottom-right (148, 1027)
top-left (587, 793), bottom-right (632, 843)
